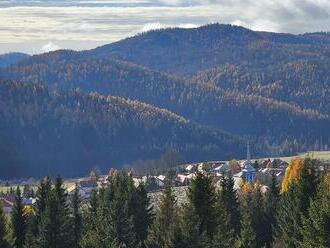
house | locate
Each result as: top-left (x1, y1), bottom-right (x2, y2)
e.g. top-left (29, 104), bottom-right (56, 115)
top-left (185, 164), bottom-right (195, 172)
top-left (213, 162), bottom-right (230, 175)
top-left (175, 173), bottom-right (194, 186)
top-left (144, 176), bottom-right (166, 191)
top-left (0, 196), bottom-right (14, 213)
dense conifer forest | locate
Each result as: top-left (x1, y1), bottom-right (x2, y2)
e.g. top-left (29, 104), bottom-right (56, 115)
top-left (0, 80), bottom-right (244, 178)
top-left (0, 158), bottom-right (329, 248)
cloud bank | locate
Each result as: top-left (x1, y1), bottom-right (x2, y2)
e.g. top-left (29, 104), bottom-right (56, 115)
top-left (0, 0), bottom-right (329, 54)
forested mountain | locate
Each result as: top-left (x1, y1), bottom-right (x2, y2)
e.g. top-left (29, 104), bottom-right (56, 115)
top-left (193, 60), bottom-right (330, 114)
top-left (0, 24), bottom-right (329, 178)
top-left (0, 52), bottom-right (29, 68)
top-left (1, 54), bottom-right (328, 156)
top-left (91, 24), bottom-right (330, 76)
top-left (0, 80), bottom-right (245, 178)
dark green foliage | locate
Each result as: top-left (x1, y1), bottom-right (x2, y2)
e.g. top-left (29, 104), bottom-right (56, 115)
top-left (263, 173), bottom-right (279, 248)
top-left (12, 187), bottom-right (27, 248)
top-left (207, 204), bottom-right (235, 248)
top-left (236, 211), bottom-right (257, 248)
top-left (175, 171), bottom-right (219, 248)
top-left (71, 186), bottom-right (82, 248)
top-left (0, 201), bottom-right (10, 248)
top-left (218, 175), bottom-right (240, 235)
top-left (179, 204), bottom-right (205, 248)
top-left (276, 159), bottom-right (319, 247)
top-left (81, 171), bottom-right (152, 248)
top-left (277, 182), bottom-right (304, 247)
top-left (249, 184), bottom-right (267, 248)
top-left (186, 171), bottom-right (217, 237)
top-left (37, 176), bottom-right (73, 248)
top-left (300, 174), bottom-right (330, 248)
top-left (145, 184), bottom-right (177, 248)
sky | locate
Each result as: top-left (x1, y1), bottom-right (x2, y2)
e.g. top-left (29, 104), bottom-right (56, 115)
top-left (0, 0), bottom-right (329, 54)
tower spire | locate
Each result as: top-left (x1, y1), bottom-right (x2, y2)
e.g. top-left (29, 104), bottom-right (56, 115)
top-left (247, 141), bottom-right (251, 162)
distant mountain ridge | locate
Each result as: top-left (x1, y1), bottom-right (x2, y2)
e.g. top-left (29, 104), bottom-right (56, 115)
top-left (0, 52), bottom-right (30, 68)
top-left (0, 23), bottom-right (329, 177)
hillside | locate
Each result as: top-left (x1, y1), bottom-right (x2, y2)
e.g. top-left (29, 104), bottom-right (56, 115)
top-left (0, 80), bottom-right (245, 179)
top-left (193, 60), bottom-right (330, 114)
top-left (1, 54), bottom-right (328, 156)
top-left (0, 52), bottom-right (30, 68)
top-left (91, 24), bottom-right (330, 76)
top-left (0, 24), bottom-right (329, 165)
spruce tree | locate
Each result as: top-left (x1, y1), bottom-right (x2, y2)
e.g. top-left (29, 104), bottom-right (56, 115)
top-left (24, 176), bottom-right (53, 247)
top-left (250, 183), bottom-right (267, 248)
top-left (186, 171), bottom-right (217, 237)
top-left (12, 186), bottom-right (27, 248)
top-left (180, 204), bottom-right (205, 248)
top-left (300, 173), bottom-right (330, 248)
top-left (0, 201), bottom-right (10, 248)
top-left (130, 182), bottom-right (152, 246)
top-left (236, 211), bottom-right (256, 248)
top-left (263, 173), bottom-right (279, 248)
top-left (208, 203), bottom-right (235, 248)
top-left (276, 158), bottom-right (319, 247)
top-left (71, 186), bottom-right (82, 248)
top-left (38, 176), bottom-right (73, 248)
top-left (218, 174), bottom-right (240, 235)
top-left (145, 184), bottom-right (177, 248)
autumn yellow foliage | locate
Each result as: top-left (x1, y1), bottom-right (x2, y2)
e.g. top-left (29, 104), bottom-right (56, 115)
top-left (322, 172), bottom-right (330, 193)
top-left (240, 180), bottom-right (254, 195)
top-left (281, 158), bottom-right (304, 193)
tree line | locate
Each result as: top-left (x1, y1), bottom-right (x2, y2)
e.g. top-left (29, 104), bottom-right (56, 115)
top-left (0, 158), bottom-right (329, 247)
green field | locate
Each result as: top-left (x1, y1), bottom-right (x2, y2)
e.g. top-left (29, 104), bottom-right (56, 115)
top-left (256, 150), bottom-right (330, 163)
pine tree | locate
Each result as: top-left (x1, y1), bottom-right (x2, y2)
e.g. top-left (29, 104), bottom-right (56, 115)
top-left (179, 204), bottom-right (205, 248)
top-left (12, 186), bottom-right (27, 248)
top-left (276, 158), bottom-right (319, 247)
top-left (71, 186), bottom-right (82, 248)
top-left (218, 174), bottom-right (240, 235)
top-left (37, 176), bottom-right (73, 248)
top-left (186, 171), bottom-right (217, 237)
top-left (208, 203), bottom-right (235, 248)
top-left (0, 201), bottom-right (10, 248)
top-left (263, 173), bottom-right (279, 248)
top-left (300, 173), bottom-right (330, 248)
top-left (24, 176), bottom-right (53, 247)
top-left (129, 182), bottom-right (152, 246)
top-left (145, 184), bottom-right (177, 248)
top-left (250, 183), bottom-right (267, 248)
top-left (236, 211), bottom-right (256, 248)
top-left (82, 171), bottom-right (139, 248)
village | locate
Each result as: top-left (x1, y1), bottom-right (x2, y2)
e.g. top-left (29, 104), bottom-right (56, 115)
top-left (4, 147), bottom-right (330, 213)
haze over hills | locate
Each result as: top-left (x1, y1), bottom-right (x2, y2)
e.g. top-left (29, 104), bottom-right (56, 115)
top-left (0, 24), bottom-right (329, 178)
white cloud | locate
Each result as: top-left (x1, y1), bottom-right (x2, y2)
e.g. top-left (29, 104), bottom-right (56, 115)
top-left (0, 0), bottom-right (329, 53)
top-left (41, 42), bottom-right (61, 53)
top-left (140, 22), bottom-right (198, 32)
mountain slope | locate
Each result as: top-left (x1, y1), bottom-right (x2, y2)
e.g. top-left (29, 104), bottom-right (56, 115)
top-left (1, 54), bottom-right (328, 152)
top-left (1, 24), bottom-right (329, 160)
top-left (0, 80), bottom-right (245, 178)
top-left (0, 52), bottom-right (30, 68)
top-left (193, 60), bottom-right (330, 114)
top-left (90, 24), bottom-right (330, 76)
